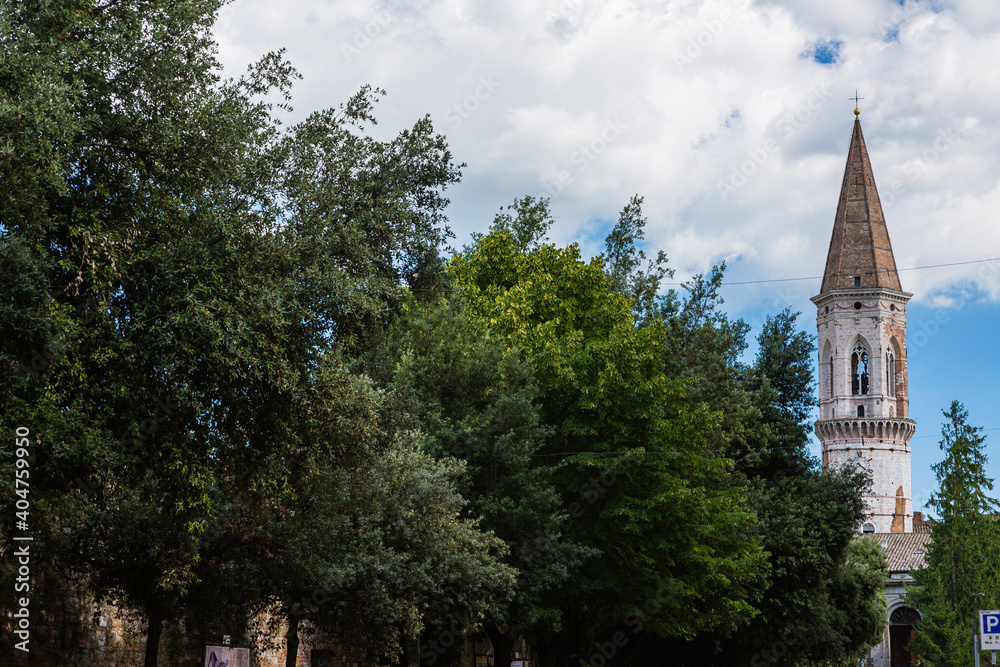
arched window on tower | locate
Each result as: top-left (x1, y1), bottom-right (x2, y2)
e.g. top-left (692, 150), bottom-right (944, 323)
top-left (829, 356), bottom-right (834, 397)
top-left (822, 341), bottom-right (834, 401)
top-left (852, 343), bottom-right (869, 395)
top-left (886, 350), bottom-right (895, 397)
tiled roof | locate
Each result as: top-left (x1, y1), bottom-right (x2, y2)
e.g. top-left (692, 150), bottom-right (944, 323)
top-left (912, 513), bottom-right (933, 533)
top-left (820, 118), bottom-right (904, 293)
top-left (874, 532), bottom-right (931, 572)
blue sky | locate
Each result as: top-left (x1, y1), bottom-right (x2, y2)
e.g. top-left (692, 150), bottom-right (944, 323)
top-left (214, 0), bottom-right (1000, 510)
top-left (903, 301), bottom-right (1000, 515)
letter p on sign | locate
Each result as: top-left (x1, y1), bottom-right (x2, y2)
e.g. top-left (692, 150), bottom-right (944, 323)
top-left (981, 610), bottom-right (1000, 650)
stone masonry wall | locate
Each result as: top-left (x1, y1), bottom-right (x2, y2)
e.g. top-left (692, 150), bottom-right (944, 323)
top-left (3, 588), bottom-right (365, 667)
top-left (814, 287), bottom-right (915, 533)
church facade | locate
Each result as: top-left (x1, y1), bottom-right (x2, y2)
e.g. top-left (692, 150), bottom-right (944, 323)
top-left (812, 112), bottom-right (931, 667)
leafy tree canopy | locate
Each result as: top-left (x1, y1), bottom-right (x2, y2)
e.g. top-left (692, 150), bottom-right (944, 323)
top-left (0, 2), bottom-right (494, 665)
top-left (450, 202), bottom-right (767, 663)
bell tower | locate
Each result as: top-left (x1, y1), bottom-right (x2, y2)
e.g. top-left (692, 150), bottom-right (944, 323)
top-left (811, 111), bottom-right (916, 533)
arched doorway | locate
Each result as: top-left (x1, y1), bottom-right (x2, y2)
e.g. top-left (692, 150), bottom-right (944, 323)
top-left (889, 606), bottom-right (921, 666)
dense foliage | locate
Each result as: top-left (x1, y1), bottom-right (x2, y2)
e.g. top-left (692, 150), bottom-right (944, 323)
top-left (907, 402), bottom-right (1000, 667)
top-left (0, 1), bottom-right (498, 665)
top-left (1, 3), bottom-right (886, 666)
top-left (448, 201), bottom-right (767, 665)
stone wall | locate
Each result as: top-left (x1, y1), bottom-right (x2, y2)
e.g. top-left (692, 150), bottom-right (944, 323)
top-left (3, 589), bottom-right (366, 667)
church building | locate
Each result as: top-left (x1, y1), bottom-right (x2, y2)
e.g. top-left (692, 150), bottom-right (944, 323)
top-left (811, 109), bottom-right (932, 667)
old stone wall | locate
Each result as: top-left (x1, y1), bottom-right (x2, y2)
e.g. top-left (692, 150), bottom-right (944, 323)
top-left (3, 589), bottom-right (365, 667)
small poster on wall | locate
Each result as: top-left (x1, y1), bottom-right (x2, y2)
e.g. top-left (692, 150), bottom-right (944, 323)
top-left (204, 644), bottom-right (250, 667)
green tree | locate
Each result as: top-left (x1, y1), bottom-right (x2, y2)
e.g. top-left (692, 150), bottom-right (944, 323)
top-left (372, 295), bottom-right (590, 667)
top-left (692, 310), bottom-right (882, 666)
top-left (600, 194), bottom-right (671, 324)
top-left (826, 536), bottom-right (891, 664)
top-left (907, 402), bottom-right (1000, 667)
top-left (472, 195), bottom-right (553, 253)
top-left (450, 203), bottom-right (767, 666)
top-left (0, 2), bottom-right (493, 666)
top-left (618, 274), bottom-right (883, 665)
top-left (753, 307), bottom-right (816, 426)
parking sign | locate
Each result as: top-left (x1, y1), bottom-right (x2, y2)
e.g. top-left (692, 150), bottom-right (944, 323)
top-left (982, 610), bottom-right (1000, 650)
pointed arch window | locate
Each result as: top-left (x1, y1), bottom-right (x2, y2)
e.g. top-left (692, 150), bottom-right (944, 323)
top-left (829, 356), bottom-right (834, 398)
top-left (886, 350), bottom-right (895, 397)
top-left (822, 341), bottom-right (834, 400)
top-left (851, 343), bottom-right (869, 395)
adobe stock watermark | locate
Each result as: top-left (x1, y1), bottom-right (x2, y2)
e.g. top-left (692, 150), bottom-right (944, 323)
top-left (534, 465), bottom-right (621, 550)
top-left (544, 0), bottom-right (606, 26)
top-left (880, 123), bottom-right (965, 212)
top-left (14, 295), bottom-right (99, 380)
top-left (443, 75), bottom-right (501, 130)
top-left (540, 117), bottom-right (628, 199)
top-left (577, 580), bottom-right (680, 667)
top-left (907, 257), bottom-right (1000, 359)
top-left (749, 622), bottom-right (806, 666)
top-left (340, 1), bottom-right (402, 63)
top-left (866, 0), bottom-right (927, 51)
top-left (289, 579), bottom-right (340, 621)
top-left (674, 0), bottom-right (752, 72)
top-left (13, 426), bottom-right (33, 653)
top-left (717, 81), bottom-right (832, 202)
top-left (418, 609), bottom-right (476, 665)
top-left (72, 397), bottom-right (177, 501)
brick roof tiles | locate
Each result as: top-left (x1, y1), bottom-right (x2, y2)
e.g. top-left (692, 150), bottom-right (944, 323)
top-left (874, 532), bottom-right (931, 572)
top-left (820, 119), bottom-right (904, 293)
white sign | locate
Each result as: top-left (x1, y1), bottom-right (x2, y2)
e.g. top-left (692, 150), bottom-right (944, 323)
top-left (204, 645), bottom-right (250, 667)
top-left (981, 610), bottom-right (1000, 650)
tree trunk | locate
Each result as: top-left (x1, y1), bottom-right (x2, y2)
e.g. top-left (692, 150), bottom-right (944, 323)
top-left (950, 548), bottom-right (958, 609)
top-left (536, 632), bottom-right (566, 667)
top-left (485, 622), bottom-right (515, 667)
top-left (613, 630), bottom-right (644, 667)
top-left (406, 636), bottom-right (420, 667)
top-left (144, 606), bottom-right (163, 667)
top-left (285, 613), bottom-right (300, 667)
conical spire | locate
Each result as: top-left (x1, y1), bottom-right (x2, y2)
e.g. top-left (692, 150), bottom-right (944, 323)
top-left (820, 118), bottom-right (902, 293)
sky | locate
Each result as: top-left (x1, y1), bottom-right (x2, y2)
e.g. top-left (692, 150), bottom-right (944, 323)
top-left (213, 0), bottom-right (1000, 514)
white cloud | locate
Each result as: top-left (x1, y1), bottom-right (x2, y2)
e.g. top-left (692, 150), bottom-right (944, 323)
top-left (215, 0), bottom-right (1000, 308)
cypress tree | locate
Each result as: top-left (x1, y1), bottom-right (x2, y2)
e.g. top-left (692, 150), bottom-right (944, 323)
top-left (908, 401), bottom-right (1000, 667)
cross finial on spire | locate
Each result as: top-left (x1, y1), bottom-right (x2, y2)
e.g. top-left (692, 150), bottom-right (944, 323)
top-left (851, 90), bottom-right (864, 116)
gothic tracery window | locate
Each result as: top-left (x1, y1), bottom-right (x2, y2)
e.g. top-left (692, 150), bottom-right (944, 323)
top-left (851, 343), bottom-right (869, 395)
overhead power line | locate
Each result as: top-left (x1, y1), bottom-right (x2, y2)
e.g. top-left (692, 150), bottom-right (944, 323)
top-left (911, 427), bottom-right (1000, 440)
top-left (689, 257), bottom-right (1000, 288)
top-left (408, 256), bottom-right (1000, 293)
top-left (531, 427), bottom-right (1000, 458)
